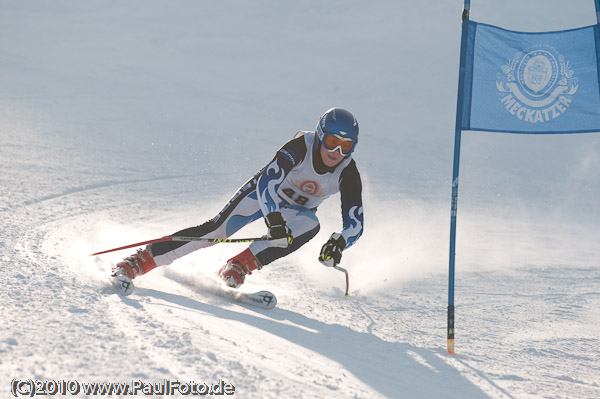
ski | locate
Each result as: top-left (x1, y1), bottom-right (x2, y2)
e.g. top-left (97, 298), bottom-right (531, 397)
top-left (110, 274), bottom-right (276, 309)
top-left (217, 288), bottom-right (277, 310)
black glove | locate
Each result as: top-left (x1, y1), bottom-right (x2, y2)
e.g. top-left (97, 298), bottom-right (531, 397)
top-left (265, 212), bottom-right (293, 248)
top-left (319, 233), bottom-right (346, 267)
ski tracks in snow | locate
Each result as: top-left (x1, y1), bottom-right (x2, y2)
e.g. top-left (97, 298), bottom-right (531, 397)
top-left (3, 176), bottom-right (600, 398)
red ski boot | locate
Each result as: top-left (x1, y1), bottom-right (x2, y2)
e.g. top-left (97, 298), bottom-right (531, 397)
top-left (218, 248), bottom-right (262, 288)
top-left (111, 248), bottom-right (159, 279)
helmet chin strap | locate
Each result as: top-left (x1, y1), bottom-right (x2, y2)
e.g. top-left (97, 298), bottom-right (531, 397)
top-left (312, 139), bottom-right (337, 174)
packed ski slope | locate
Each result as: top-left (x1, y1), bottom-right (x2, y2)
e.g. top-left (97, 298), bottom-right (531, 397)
top-left (1, 1), bottom-right (600, 398)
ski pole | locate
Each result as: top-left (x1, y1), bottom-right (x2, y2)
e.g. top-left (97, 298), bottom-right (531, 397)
top-left (334, 265), bottom-right (350, 297)
top-left (90, 236), bottom-right (271, 257)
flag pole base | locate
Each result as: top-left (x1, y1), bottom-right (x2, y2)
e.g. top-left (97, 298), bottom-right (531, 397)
top-left (447, 305), bottom-right (455, 354)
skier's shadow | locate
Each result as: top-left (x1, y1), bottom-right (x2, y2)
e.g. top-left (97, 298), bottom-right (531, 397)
top-left (136, 288), bottom-right (501, 398)
top-left (255, 306), bottom-right (498, 399)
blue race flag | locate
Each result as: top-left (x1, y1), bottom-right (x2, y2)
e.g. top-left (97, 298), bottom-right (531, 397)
top-left (459, 20), bottom-right (600, 133)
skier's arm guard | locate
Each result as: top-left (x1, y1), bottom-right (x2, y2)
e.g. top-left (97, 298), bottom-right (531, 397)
top-left (339, 161), bottom-right (364, 249)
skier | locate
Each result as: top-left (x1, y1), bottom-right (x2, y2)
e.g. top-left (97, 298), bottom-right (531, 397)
top-left (112, 107), bottom-right (364, 288)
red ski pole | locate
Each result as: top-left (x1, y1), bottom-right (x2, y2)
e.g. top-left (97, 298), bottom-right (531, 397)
top-left (90, 236), bottom-right (270, 257)
top-left (334, 265), bottom-right (350, 297)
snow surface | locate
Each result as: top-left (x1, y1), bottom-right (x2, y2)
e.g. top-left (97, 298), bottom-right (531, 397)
top-left (1, 0), bottom-right (600, 398)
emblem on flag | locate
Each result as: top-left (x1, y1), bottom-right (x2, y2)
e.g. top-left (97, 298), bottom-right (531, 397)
top-left (496, 45), bottom-right (579, 123)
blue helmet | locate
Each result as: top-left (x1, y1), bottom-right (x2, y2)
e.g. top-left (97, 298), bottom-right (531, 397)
top-left (316, 108), bottom-right (359, 155)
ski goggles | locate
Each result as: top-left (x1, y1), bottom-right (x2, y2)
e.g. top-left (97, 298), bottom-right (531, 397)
top-left (322, 134), bottom-right (357, 156)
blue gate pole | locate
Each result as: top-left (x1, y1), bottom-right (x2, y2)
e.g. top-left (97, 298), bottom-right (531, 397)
top-left (448, 0), bottom-right (471, 355)
top-left (462, 0), bottom-right (471, 20)
top-left (596, 0), bottom-right (600, 23)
